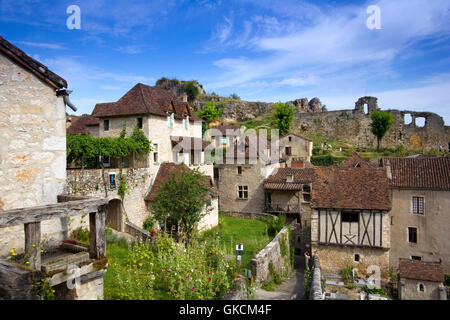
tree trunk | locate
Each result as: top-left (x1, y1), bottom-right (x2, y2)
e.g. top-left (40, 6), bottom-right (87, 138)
top-left (377, 136), bottom-right (381, 152)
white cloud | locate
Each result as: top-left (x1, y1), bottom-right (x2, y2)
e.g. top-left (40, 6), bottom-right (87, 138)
top-left (17, 41), bottom-right (67, 50)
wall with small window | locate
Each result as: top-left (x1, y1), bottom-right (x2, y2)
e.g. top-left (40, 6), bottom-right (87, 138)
top-left (389, 188), bottom-right (450, 274)
top-left (399, 278), bottom-right (442, 300)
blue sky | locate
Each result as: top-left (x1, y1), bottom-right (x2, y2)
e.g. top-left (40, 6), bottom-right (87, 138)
top-left (1, 0), bottom-right (450, 124)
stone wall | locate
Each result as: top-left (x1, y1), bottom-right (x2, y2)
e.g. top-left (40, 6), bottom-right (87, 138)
top-left (66, 167), bottom-right (153, 229)
top-left (251, 227), bottom-right (292, 284)
top-left (309, 256), bottom-right (324, 300)
top-left (398, 278), bottom-right (442, 300)
top-left (389, 188), bottom-right (450, 274)
top-left (293, 97), bottom-right (450, 150)
top-left (0, 52), bottom-right (68, 256)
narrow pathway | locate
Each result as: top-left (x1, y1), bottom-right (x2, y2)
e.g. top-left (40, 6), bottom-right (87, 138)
top-left (255, 255), bottom-right (306, 300)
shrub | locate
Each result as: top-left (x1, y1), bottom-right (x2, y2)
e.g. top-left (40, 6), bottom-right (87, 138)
top-left (444, 274), bottom-right (450, 286)
top-left (341, 266), bottom-right (353, 284)
top-left (105, 228), bottom-right (128, 247)
top-left (303, 267), bottom-right (313, 298)
top-left (143, 216), bottom-right (156, 232)
top-left (361, 285), bottom-right (387, 297)
top-left (264, 214), bottom-right (286, 237)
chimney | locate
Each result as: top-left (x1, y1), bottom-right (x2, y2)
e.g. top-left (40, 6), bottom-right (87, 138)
top-left (386, 160), bottom-right (392, 179)
top-left (182, 92), bottom-right (188, 103)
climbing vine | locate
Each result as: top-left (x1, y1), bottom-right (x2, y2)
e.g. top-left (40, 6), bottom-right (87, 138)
top-left (67, 125), bottom-right (152, 168)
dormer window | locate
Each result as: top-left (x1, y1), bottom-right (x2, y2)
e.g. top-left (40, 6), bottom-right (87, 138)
top-left (287, 174), bottom-right (294, 182)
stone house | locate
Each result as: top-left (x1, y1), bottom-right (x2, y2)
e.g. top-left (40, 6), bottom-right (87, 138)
top-left (66, 83), bottom-right (217, 232)
top-left (214, 134), bottom-right (281, 215)
top-left (205, 124), bottom-right (244, 148)
top-left (381, 157), bottom-right (450, 274)
top-left (278, 133), bottom-right (313, 166)
top-left (398, 258), bottom-right (447, 300)
top-left (309, 167), bottom-right (392, 278)
top-left (0, 36), bottom-right (108, 300)
top-left (0, 36), bottom-right (82, 255)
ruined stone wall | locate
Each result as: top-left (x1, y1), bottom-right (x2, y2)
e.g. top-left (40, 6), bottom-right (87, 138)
top-left (398, 278), bottom-right (442, 300)
top-left (0, 53), bottom-right (69, 256)
top-left (293, 97), bottom-right (450, 150)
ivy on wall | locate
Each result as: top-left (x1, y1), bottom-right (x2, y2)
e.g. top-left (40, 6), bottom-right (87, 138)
top-left (67, 126), bottom-right (152, 169)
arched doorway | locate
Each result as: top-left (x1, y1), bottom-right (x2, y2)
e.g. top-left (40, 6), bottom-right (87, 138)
top-left (106, 199), bottom-right (123, 231)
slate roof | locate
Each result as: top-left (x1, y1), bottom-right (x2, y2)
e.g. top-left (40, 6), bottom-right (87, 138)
top-left (264, 168), bottom-right (315, 190)
top-left (310, 167), bottom-right (391, 211)
top-left (340, 152), bottom-right (374, 168)
top-left (92, 83), bottom-right (202, 121)
top-left (171, 136), bottom-right (211, 151)
top-left (67, 115), bottom-right (99, 135)
top-left (144, 162), bottom-right (218, 202)
top-left (399, 258), bottom-right (444, 283)
top-left (0, 36), bottom-right (67, 89)
top-left (382, 157), bottom-right (450, 190)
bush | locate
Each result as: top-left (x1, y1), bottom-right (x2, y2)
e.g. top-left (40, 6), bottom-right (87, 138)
top-left (71, 227), bottom-right (90, 244)
top-left (143, 216), bottom-right (156, 232)
top-left (361, 285), bottom-right (387, 297)
top-left (264, 214), bottom-right (286, 237)
top-left (311, 155), bottom-right (345, 166)
top-left (109, 233), bottom-right (236, 300)
top-left (341, 266), bottom-right (353, 284)
top-left (444, 274), bottom-right (450, 286)
top-left (105, 228), bottom-right (128, 247)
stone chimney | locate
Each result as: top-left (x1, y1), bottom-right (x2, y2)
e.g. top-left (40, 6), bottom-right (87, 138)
top-left (182, 92), bottom-right (188, 103)
top-left (385, 160), bottom-right (392, 180)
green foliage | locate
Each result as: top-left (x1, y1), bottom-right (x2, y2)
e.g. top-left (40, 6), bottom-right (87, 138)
top-left (361, 285), bottom-right (387, 297)
top-left (67, 126), bottom-right (151, 168)
top-left (105, 234), bottom-right (236, 300)
top-left (268, 260), bottom-right (282, 285)
top-left (117, 168), bottom-right (129, 201)
top-left (310, 155), bottom-right (346, 166)
top-left (370, 110), bottom-right (395, 151)
top-left (143, 216), bottom-right (156, 232)
top-left (33, 278), bottom-right (55, 300)
top-left (444, 274), bottom-right (450, 286)
top-left (388, 267), bottom-right (397, 282)
top-left (151, 167), bottom-right (210, 238)
top-left (279, 234), bottom-right (288, 257)
top-left (71, 227), bottom-right (90, 244)
top-left (263, 214), bottom-right (286, 237)
top-left (303, 267), bottom-right (313, 298)
top-left (185, 81), bottom-right (200, 103)
top-left (346, 283), bottom-right (357, 290)
top-left (196, 101), bottom-right (223, 124)
top-left (229, 93), bottom-right (241, 100)
top-left (341, 266), bottom-right (353, 284)
top-left (105, 228), bottom-right (129, 248)
top-left (273, 102), bottom-right (295, 135)
top-left (262, 280), bottom-right (276, 291)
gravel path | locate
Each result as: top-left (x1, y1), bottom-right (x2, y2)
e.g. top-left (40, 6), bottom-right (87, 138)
top-left (255, 269), bottom-right (305, 300)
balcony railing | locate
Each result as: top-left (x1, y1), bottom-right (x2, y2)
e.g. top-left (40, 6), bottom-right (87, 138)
top-left (264, 203), bottom-right (301, 214)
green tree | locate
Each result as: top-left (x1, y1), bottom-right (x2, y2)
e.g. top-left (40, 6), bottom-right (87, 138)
top-left (229, 93), bottom-right (241, 100)
top-left (273, 102), bottom-right (295, 135)
top-left (184, 81), bottom-right (200, 103)
top-left (370, 110), bottom-right (394, 151)
top-left (151, 167), bottom-right (211, 238)
top-left (196, 101), bottom-right (223, 134)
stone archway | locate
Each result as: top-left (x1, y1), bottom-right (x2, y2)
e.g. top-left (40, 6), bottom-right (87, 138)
top-left (106, 199), bottom-right (123, 231)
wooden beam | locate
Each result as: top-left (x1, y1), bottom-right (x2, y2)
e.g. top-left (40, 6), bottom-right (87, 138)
top-left (0, 198), bottom-right (108, 228)
top-left (24, 222), bottom-right (41, 271)
top-left (89, 208), bottom-right (106, 260)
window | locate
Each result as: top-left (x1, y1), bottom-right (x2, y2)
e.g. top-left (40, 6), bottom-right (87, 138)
top-left (238, 186), bottom-right (248, 199)
top-left (303, 185), bottom-right (311, 193)
top-left (153, 144), bottom-right (159, 164)
top-left (287, 174), bottom-right (294, 182)
top-left (137, 117), bottom-right (143, 129)
top-left (418, 283), bottom-right (425, 292)
top-left (109, 173), bottom-right (116, 189)
top-left (408, 227), bottom-right (418, 243)
top-left (183, 118), bottom-right (187, 130)
top-left (412, 197), bottom-right (424, 214)
top-left (391, 216), bottom-right (394, 225)
top-left (302, 185), bottom-right (311, 202)
top-left (285, 146), bottom-right (292, 155)
top-left (341, 211), bottom-right (359, 223)
top-left (303, 193), bottom-right (311, 203)
top-left (102, 156), bottom-right (110, 168)
top-left (354, 254), bottom-right (360, 262)
top-left (167, 114), bottom-right (173, 128)
top-left (411, 256), bottom-right (422, 261)
top-left (104, 119), bottom-right (109, 131)
top-left (237, 166), bottom-right (242, 175)
top-left (213, 167), bottom-right (219, 179)
top-left (288, 136), bottom-right (292, 142)
top-left (220, 137), bottom-right (228, 145)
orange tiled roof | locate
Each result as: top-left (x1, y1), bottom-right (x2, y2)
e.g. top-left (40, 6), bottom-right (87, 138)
top-left (399, 258), bottom-right (444, 282)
